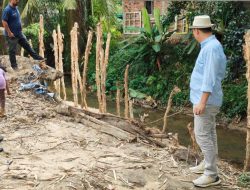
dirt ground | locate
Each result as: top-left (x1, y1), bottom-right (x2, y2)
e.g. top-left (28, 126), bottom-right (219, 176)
top-left (0, 57), bottom-right (246, 190)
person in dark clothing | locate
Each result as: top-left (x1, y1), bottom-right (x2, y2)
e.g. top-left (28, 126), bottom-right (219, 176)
top-left (2, 0), bottom-right (45, 70)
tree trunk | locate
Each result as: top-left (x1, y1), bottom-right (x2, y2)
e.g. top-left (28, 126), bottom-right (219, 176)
top-left (244, 30), bottom-right (250, 171)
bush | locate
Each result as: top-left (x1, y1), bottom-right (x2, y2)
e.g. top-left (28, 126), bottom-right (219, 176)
top-left (23, 23), bottom-right (40, 53)
top-left (221, 80), bottom-right (247, 118)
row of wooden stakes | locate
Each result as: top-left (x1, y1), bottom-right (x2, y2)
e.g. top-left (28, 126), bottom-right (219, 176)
top-left (23, 15), bottom-right (134, 119)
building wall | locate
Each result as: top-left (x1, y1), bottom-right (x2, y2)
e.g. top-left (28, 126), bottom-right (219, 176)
top-left (123, 0), bottom-right (168, 14)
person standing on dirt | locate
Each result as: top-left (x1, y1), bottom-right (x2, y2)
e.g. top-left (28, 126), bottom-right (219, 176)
top-left (2, 0), bottom-right (45, 70)
top-left (189, 15), bottom-right (227, 187)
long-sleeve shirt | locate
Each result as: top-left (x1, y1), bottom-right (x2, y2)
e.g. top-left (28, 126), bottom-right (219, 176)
top-left (190, 35), bottom-right (227, 106)
top-left (0, 68), bottom-right (6, 90)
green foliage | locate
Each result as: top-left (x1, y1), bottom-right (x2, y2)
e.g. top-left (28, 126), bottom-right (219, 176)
top-left (62, 0), bottom-right (77, 10)
top-left (113, 8), bottom-right (174, 76)
top-left (129, 89), bottom-right (147, 99)
top-left (91, 0), bottom-right (120, 32)
top-left (23, 23), bottom-right (49, 53)
top-left (221, 81), bottom-right (247, 118)
top-left (160, 1), bottom-right (249, 117)
top-left (238, 173), bottom-right (250, 188)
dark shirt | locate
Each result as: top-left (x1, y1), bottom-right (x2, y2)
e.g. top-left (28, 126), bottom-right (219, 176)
top-left (2, 4), bottom-right (22, 37)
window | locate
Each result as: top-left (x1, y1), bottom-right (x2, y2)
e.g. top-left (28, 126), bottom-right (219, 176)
top-left (124, 12), bottom-right (142, 34)
top-left (145, 1), bottom-right (153, 14)
top-left (174, 15), bottom-right (189, 34)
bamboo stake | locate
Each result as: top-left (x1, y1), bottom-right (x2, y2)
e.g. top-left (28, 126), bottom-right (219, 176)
top-left (71, 23), bottom-right (79, 106)
top-left (57, 24), bottom-right (67, 101)
top-left (116, 82), bottom-right (121, 117)
top-left (96, 23), bottom-right (103, 113)
top-left (52, 30), bottom-right (60, 96)
top-left (39, 14), bottom-right (45, 58)
top-left (186, 122), bottom-right (199, 153)
top-left (82, 30), bottom-right (93, 109)
top-left (124, 65), bottom-right (130, 118)
top-left (244, 30), bottom-right (250, 171)
top-left (161, 86), bottom-right (181, 133)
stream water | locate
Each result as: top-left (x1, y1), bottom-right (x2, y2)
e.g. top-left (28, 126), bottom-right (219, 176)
top-left (62, 83), bottom-right (246, 168)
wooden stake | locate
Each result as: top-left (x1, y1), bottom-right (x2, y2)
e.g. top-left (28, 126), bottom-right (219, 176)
top-left (162, 86), bottom-right (181, 133)
top-left (100, 48), bottom-right (105, 112)
top-left (72, 23), bottom-right (84, 108)
top-left (39, 14), bottom-right (45, 58)
top-left (244, 30), bottom-right (250, 171)
top-left (52, 30), bottom-right (60, 96)
top-left (71, 23), bottom-right (79, 107)
top-left (57, 24), bottom-right (67, 101)
top-left (96, 23), bottom-right (103, 113)
top-left (129, 100), bottom-right (134, 119)
top-left (116, 82), bottom-right (121, 117)
top-left (101, 33), bottom-right (111, 113)
top-left (124, 65), bottom-right (130, 118)
top-left (82, 30), bottom-right (93, 109)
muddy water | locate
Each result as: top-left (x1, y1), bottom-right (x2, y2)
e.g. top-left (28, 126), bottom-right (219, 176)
top-left (62, 82), bottom-right (246, 168)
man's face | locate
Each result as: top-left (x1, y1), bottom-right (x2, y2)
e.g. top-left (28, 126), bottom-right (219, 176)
top-left (11, 0), bottom-right (19, 6)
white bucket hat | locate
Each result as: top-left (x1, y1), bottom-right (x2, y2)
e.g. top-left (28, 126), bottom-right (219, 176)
top-left (190, 15), bottom-right (215, 29)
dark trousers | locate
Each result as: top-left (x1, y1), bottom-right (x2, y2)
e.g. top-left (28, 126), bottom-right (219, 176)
top-left (5, 33), bottom-right (43, 68)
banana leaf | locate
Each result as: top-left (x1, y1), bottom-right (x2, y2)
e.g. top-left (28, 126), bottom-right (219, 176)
top-left (142, 8), bottom-right (152, 36)
top-left (154, 8), bottom-right (163, 34)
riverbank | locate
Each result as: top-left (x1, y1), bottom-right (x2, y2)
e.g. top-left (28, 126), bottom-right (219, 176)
top-left (0, 56), bottom-right (247, 189)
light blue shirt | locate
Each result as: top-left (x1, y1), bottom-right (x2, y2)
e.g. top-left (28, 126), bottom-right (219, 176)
top-left (190, 35), bottom-right (227, 106)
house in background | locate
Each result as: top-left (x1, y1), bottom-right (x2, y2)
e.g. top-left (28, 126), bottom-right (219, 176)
top-left (122, 0), bottom-right (188, 35)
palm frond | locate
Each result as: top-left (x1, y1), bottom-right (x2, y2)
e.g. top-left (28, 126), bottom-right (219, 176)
top-left (21, 0), bottom-right (39, 19)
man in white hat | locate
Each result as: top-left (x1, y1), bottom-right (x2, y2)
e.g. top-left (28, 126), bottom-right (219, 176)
top-left (189, 15), bottom-right (227, 187)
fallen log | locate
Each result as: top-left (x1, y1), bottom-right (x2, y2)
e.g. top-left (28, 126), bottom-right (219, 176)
top-left (56, 103), bottom-right (167, 148)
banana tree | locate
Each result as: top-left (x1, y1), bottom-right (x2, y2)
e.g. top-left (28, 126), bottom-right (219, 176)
top-left (140, 8), bottom-right (174, 70)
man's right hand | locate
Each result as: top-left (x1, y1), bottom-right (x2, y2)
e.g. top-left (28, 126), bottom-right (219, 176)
top-left (8, 32), bottom-right (14, 38)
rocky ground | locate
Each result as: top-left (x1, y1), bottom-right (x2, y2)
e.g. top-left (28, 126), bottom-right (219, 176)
top-left (0, 56), bottom-right (246, 190)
